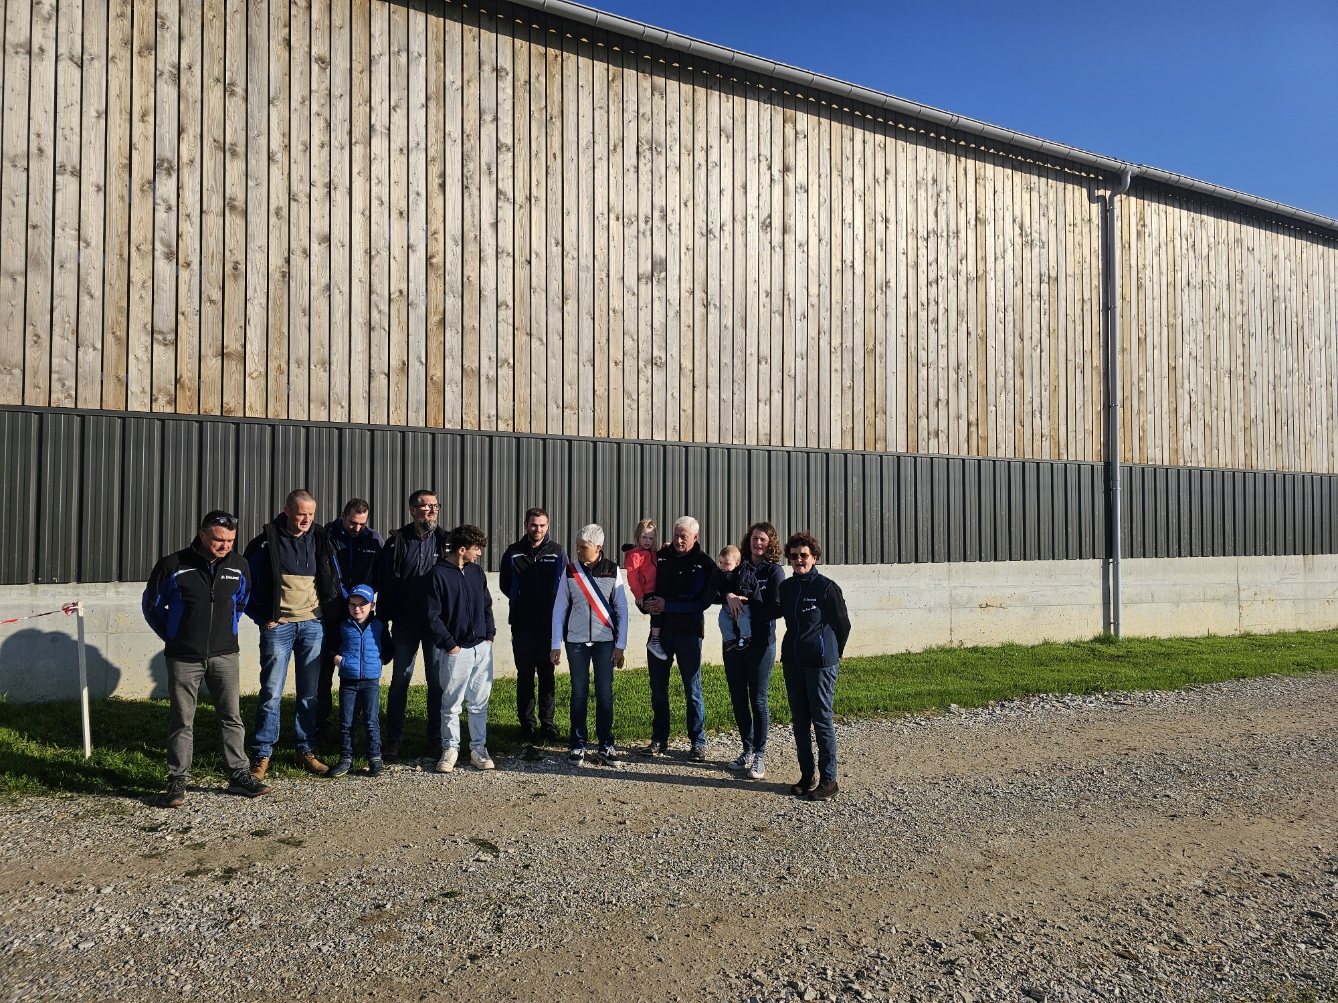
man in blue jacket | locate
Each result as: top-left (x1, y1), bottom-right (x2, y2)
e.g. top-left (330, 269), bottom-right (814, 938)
top-left (314, 498), bottom-right (385, 747)
top-left (498, 507), bottom-right (567, 744)
top-left (639, 516), bottom-right (716, 761)
top-left (142, 510), bottom-right (272, 807)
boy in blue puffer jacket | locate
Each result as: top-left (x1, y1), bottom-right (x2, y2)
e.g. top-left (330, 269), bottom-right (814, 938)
top-left (330, 585), bottom-right (393, 777)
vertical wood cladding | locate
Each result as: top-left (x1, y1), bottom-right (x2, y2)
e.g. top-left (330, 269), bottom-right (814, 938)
top-left (1, 0), bottom-right (1336, 471)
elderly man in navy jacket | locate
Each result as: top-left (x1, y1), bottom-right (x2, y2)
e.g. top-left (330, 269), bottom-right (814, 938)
top-left (638, 516), bottom-right (716, 761)
top-left (143, 510), bottom-right (272, 807)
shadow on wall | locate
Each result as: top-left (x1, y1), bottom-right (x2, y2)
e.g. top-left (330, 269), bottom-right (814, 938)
top-left (0, 629), bottom-right (168, 702)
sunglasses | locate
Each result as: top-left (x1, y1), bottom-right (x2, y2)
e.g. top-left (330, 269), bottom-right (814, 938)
top-left (787, 552), bottom-right (812, 561)
top-left (203, 512), bottom-right (238, 531)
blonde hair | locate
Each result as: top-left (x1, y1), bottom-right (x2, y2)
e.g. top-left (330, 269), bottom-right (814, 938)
top-left (718, 544), bottom-right (741, 561)
top-left (632, 518), bottom-right (658, 550)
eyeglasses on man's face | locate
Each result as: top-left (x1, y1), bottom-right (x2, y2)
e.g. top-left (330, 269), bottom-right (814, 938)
top-left (413, 502), bottom-right (440, 511)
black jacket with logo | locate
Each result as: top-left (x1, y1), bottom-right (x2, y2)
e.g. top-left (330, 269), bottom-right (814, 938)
top-left (653, 543), bottom-right (717, 638)
top-left (377, 523), bottom-right (453, 627)
top-left (142, 543), bottom-right (253, 660)
top-left (324, 518), bottom-right (385, 593)
top-left (778, 569), bottom-right (851, 668)
top-left (498, 534), bottom-right (568, 635)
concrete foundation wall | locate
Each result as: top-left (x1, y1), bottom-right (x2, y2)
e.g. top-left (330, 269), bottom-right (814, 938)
top-left (2, 555), bottom-right (1336, 702)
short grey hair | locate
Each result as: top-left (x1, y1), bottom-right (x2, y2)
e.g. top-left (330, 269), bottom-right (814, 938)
top-left (673, 515), bottom-right (700, 537)
top-left (575, 523), bottom-right (605, 549)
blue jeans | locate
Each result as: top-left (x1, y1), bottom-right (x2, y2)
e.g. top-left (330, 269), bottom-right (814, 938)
top-left (722, 640), bottom-right (775, 755)
top-left (567, 641), bottom-right (615, 751)
top-left (339, 678), bottom-right (383, 760)
top-left (718, 607), bottom-right (753, 644)
top-left (385, 619), bottom-right (443, 746)
top-left (432, 642), bottom-right (494, 751)
top-left (647, 632), bottom-right (705, 746)
top-left (781, 659), bottom-right (838, 784)
top-left (251, 619), bottom-right (325, 758)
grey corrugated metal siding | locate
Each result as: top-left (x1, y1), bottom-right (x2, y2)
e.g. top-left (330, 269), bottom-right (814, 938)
top-left (1, 407), bottom-right (1335, 585)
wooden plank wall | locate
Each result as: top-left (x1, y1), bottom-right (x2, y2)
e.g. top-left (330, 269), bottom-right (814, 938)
top-left (1, 0), bottom-right (1336, 473)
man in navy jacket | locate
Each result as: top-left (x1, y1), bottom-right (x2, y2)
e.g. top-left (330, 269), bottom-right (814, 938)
top-left (315, 498), bottom-right (385, 747)
top-left (143, 510), bottom-right (271, 807)
top-left (638, 516), bottom-right (715, 761)
top-left (498, 507), bottom-right (567, 743)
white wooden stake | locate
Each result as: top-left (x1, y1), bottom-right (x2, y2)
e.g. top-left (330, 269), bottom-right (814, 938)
top-left (76, 602), bottom-right (92, 759)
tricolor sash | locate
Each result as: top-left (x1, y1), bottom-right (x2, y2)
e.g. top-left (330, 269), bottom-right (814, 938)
top-left (570, 561), bottom-right (614, 628)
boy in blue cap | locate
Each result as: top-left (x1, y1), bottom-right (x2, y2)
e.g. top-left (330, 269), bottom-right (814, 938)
top-left (330, 584), bottom-right (393, 777)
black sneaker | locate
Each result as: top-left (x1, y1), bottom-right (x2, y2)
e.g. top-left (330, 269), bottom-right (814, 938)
top-left (736, 636), bottom-right (750, 650)
top-left (790, 774), bottom-right (816, 797)
top-left (688, 744), bottom-right (708, 762)
top-left (382, 741), bottom-right (401, 762)
top-left (806, 779), bottom-right (839, 801)
top-left (598, 747), bottom-right (622, 765)
top-left (568, 748), bottom-right (585, 763)
top-left (328, 758), bottom-right (352, 778)
top-left (539, 724), bottom-right (562, 745)
top-left (638, 740), bottom-right (668, 757)
top-left (227, 772), bottom-right (273, 798)
top-left (368, 758), bottom-right (385, 777)
top-left (164, 776), bottom-right (188, 808)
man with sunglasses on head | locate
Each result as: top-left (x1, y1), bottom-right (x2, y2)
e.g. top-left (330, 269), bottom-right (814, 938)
top-left (378, 488), bottom-right (454, 761)
top-left (143, 511), bottom-right (271, 807)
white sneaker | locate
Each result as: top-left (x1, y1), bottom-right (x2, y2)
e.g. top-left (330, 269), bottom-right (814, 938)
top-left (647, 636), bottom-right (667, 661)
top-left (746, 753), bottom-right (766, 780)
top-left (435, 748), bottom-right (458, 773)
top-left (470, 747), bottom-right (495, 770)
top-left (727, 751), bottom-right (752, 771)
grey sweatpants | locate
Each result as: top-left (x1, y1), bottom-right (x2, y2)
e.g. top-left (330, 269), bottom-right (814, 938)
top-left (167, 653), bottom-right (249, 780)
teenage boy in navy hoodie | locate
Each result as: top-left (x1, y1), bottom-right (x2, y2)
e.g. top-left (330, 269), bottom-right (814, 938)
top-left (424, 524), bottom-right (496, 773)
top-left (329, 584), bottom-right (393, 778)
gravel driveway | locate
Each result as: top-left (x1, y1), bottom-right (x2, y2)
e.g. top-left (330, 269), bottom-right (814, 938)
top-left (3, 671), bottom-right (1336, 1002)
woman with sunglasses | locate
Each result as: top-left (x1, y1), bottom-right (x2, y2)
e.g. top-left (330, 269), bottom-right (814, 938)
top-left (778, 531), bottom-right (851, 801)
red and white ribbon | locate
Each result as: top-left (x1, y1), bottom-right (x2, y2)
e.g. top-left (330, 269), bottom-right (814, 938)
top-left (0, 601), bottom-right (81, 627)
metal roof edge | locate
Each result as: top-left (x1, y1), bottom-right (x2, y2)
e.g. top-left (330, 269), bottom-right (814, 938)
top-left (512, 0), bottom-right (1338, 236)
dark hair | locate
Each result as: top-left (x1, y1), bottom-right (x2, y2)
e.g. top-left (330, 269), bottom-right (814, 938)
top-left (740, 521), bottom-right (782, 564)
top-left (199, 510), bottom-right (238, 532)
top-left (408, 488), bottom-right (438, 509)
top-left (285, 488), bottom-right (316, 511)
top-left (785, 531), bottom-right (822, 562)
top-left (524, 507), bottom-right (549, 523)
top-left (448, 524), bottom-right (489, 552)
top-left (341, 497), bottom-right (370, 518)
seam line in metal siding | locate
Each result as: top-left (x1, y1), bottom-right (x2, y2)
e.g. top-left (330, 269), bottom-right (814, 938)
top-left (513, 0), bottom-right (1338, 236)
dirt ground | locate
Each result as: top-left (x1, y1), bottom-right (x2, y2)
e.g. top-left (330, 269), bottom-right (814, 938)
top-left (3, 673), bottom-right (1336, 1002)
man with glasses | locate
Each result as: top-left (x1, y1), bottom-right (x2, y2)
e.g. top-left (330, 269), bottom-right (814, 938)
top-left (143, 511), bottom-right (271, 806)
top-left (378, 489), bottom-right (453, 761)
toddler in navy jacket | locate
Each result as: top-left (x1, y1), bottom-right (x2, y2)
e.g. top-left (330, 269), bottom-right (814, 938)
top-left (330, 585), bottom-right (393, 777)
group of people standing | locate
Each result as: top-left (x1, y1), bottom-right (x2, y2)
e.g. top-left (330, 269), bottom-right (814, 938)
top-left (142, 488), bottom-right (851, 808)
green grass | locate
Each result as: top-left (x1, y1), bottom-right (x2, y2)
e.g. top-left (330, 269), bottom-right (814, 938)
top-left (3, 628), bottom-right (1337, 798)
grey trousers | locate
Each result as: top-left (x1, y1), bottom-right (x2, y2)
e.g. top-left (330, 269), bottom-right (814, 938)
top-left (167, 653), bottom-right (249, 780)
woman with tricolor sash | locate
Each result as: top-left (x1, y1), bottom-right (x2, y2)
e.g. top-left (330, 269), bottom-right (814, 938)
top-left (550, 524), bottom-right (630, 764)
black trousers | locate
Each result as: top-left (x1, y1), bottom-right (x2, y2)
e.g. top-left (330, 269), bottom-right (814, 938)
top-left (512, 631), bottom-right (556, 734)
top-left (314, 648), bottom-right (338, 743)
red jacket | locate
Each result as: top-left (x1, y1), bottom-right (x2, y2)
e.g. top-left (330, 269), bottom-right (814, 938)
top-left (623, 546), bottom-right (657, 606)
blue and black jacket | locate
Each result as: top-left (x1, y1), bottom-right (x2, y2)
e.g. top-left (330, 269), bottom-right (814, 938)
top-left (653, 542), bottom-right (716, 638)
top-left (324, 519), bottom-right (385, 593)
top-left (497, 534), bottom-right (567, 636)
top-left (335, 616), bottom-right (393, 681)
top-left (142, 543), bottom-right (252, 660)
top-left (779, 569), bottom-right (851, 669)
top-left (241, 514), bottom-right (345, 627)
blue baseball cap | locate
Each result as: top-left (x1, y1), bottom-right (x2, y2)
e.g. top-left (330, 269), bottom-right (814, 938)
top-left (348, 585), bottom-right (376, 605)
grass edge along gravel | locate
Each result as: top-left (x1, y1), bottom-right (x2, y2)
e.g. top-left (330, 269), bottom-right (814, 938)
top-left (2, 627), bottom-right (1337, 799)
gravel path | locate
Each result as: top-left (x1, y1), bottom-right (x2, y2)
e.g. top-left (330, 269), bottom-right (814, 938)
top-left (3, 672), bottom-right (1336, 1002)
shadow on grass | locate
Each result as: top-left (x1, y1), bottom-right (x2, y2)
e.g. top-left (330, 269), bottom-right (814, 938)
top-left (3, 627), bottom-right (1337, 798)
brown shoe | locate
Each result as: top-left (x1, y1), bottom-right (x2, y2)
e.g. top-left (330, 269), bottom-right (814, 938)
top-left (250, 756), bottom-right (271, 781)
top-left (382, 741), bottom-right (401, 762)
top-left (295, 750), bottom-right (330, 775)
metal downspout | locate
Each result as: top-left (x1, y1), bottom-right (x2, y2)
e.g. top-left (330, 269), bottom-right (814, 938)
top-left (1106, 169), bottom-right (1132, 637)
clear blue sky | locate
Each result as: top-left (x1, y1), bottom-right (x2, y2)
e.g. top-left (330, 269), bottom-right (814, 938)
top-left (592, 0), bottom-right (1338, 220)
